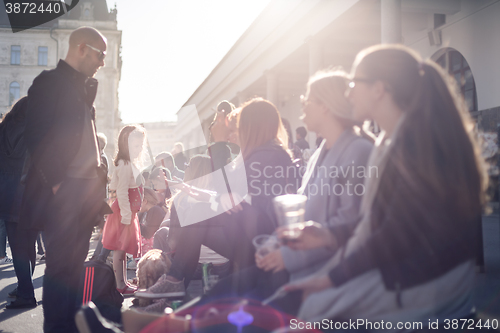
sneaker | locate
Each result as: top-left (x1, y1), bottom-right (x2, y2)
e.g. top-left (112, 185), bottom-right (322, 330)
top-left (75, 301), bottom-right (123, 333)
top-left (38, 255), bottom-right (45, 262)
top-left (8, 287), bottom-right (17, 298)
top-left (135, 274), bottom-right (185, 299)
top-left (0, 256), bottom-right (13, 264)
top-left (143, 298), bottom-right (169, 313)
top-left (117, 285), bottom-right (137, 296)
top-left (36, 253), bottom-right (44, 260)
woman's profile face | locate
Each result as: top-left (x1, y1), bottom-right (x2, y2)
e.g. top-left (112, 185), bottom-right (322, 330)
top-left (128, 134), bottom-right (144, 161)
top-left (346, 66), bottom-right (376, 122)
top-left (300, 92), bottom-right (324, 134)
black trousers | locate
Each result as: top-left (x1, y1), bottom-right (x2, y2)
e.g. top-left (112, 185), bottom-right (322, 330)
top-left (5, 221), bottom-right (38, 299)
top-left (168, 203), bottom-right (259, 286)
top-left (42, 177), bottom-right (102, 333)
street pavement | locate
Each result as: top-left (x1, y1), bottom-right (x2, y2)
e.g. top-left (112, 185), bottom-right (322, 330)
top-left (1, 216), bottom-right (500, 333)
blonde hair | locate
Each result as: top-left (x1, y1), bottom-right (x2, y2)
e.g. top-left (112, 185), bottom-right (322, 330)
top-left (307, 69), bottom-right (358, 128)
top-left (238, 97), bottom-right (289, 158)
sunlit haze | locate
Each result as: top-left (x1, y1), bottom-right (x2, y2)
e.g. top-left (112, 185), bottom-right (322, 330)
top-left (111, 0), bottom-right (271, 124)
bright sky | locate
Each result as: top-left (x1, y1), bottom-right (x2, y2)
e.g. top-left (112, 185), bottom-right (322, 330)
top-left (110, 0), bottom-right (271, 124)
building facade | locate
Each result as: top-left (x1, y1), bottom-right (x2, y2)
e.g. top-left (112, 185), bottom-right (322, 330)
top-left (142, 121), bottom-right (177, 158)
top-left (177, 0), bottom-right (500, 152)
top-left (0, 0), bottom-right (122, 160)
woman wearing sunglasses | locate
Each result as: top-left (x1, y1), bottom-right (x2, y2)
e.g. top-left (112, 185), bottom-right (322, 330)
top-left (256, 69), bottom-right (373, 286)
top-left (283, 45), bottom-right (487, 328)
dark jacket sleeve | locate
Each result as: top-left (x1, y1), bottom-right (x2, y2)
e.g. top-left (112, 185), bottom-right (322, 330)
top-left (25, 72), bottom-right (83, 187)
top-left (327, 169), bottom-right (473, 289)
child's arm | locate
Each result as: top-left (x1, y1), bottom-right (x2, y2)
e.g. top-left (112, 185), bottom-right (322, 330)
top-left (115, 160), bottom-right (133, 225)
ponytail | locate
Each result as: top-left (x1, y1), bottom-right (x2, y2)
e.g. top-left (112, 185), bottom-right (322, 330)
top-left (357, 45), bottom-right (487, 223)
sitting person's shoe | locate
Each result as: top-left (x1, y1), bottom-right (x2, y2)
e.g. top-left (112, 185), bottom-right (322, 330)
top-left (135, 274), bottom-right (185, 299)
top-left (8, 287), bottom-right (17, 298)
top-left (117, 285), bottom-right (137, 296)
top-left (75, 301), bottom-right (123, 333)
top-left (5, 297), bottom-right (37, 309)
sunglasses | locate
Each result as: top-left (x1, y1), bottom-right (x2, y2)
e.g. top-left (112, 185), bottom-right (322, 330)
top-left (348, 77), bottom-right (375, 89)
top-left (83, 43), bottom-right (106, 61)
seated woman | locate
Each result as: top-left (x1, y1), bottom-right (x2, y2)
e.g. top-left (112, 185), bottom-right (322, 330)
top-left (283, 45), bottom-right (486, 327)
top-left (202, 70), bottom-right (373, 313)
top-left (136, 98), bottom-right (297, 298)
top-left (256, 69), bottom-right (373, 283)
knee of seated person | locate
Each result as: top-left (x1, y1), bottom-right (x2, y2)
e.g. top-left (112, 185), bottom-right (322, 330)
top-left (153, 227), bottom-right (170, 251)
top-left (154, 227), bottom-right (169, 239)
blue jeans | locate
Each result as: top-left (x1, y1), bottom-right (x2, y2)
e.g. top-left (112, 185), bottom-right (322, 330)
top-left (0, 219), bottom-right (7, 257)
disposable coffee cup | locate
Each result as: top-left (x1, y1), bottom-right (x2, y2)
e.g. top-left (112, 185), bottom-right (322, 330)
top-left (252, 235), bottom-right (280, 259)
top-left (273, 194), bottom-right (307, 227)
top-left (279, 221), bottom-right (322, 243)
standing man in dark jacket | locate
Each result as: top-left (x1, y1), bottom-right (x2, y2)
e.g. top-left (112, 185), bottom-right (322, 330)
top-left (0, 97), bottom-right (40, 310)
top-left (20, 27), bottom-right (107, 333)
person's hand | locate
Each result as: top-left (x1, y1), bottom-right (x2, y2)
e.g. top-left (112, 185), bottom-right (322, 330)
top-left (52, 182), bottom-right (62, 195)
top-left (277, 222), bottom-right (336, 251)
top-left (255, 249), bottom-right (285, 273)
top-left (284, 275), bottom-right (333, 300)
top-left (220, 192), bottom-right (243, 214)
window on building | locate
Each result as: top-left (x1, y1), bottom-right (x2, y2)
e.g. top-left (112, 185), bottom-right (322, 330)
top-left (11, 45), bottom-right (20, 65)
top-left (9, 82), bottom-right (20, 106)
top-left (38, 46), bottom-right (48, 66)
top-left (435, 49), bottom-right (477, 112)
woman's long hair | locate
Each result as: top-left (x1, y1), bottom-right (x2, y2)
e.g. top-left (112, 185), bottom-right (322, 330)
top-left (238, 97), bottom-right (289, 158)
top-left (307, 69), bottom-right (356, 128)
top-left (355, 44), bottom-right (487, 225)
top-left (114, 125), bottom-right (146, 167)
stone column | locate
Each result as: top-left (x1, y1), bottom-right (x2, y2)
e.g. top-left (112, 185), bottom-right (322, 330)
top-left (381, 0), bottom-right (402, 43)
top-left (265, 70), bottom-right (278, 106)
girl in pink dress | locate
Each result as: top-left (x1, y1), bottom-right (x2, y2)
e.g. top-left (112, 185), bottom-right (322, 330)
top-left (102, 125), bottom-right (146, 295)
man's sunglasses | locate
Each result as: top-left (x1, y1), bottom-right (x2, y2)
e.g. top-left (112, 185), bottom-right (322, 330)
top-left (83, 43), bottom-right (106, 61)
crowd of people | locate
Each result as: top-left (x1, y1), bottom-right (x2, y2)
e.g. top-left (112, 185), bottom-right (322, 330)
top-left (0, 25), bottom-right (488, 333)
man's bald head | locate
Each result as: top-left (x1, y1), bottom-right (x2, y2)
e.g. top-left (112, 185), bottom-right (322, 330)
top-left (65, 27), bottom-right (107, 77)
top-left (69, 27), bottom-right (106, 48)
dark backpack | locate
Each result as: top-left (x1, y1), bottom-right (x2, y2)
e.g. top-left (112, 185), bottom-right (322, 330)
top-left (76, 260), bottom-right (124, 322)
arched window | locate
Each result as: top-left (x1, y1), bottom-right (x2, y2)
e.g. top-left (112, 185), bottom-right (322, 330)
top-left (434, 48), bottom-right (477, 112)
top-left (9, 82), bottom-right (20, 106)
